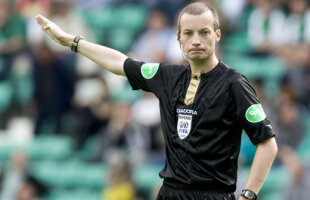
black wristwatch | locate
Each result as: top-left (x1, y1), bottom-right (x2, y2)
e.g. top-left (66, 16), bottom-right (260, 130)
top-left (71, 35), bottom-right (84, 52)
top-left (241, 189), bottom-right (257, 200)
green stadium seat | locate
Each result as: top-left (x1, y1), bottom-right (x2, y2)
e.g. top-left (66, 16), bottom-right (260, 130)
top-left (115, 6), bottom-right (147, 31)
top-left (76, 134), bottom-right (101, 160)
top-left (26, 135), bottom-right (74, 160)
top-left (81, 5), bottom-right (147, 48)
top-left (108, 28), bottom-right (135, 52)
top-left (223, 55), bottom-right (285, 98)
top-left (223, 32), bottom-right (252, 54)
top-left (47, 188), bottom-right (101, 200)
top-left (260, 192), bottom-right (283, 200)
top-left (133, 165), bottom-right (162, 191)
top-left (297, 114), bottom-right (310, 161)
top-left (80, 164), bottom-right (106, 189)
top-left (223, 56), bottom-right (285, 79)
top-left (30, 159), bottom-right (105, 189)
top-left (110, 82), bottom-right (142, 103)
top-left (82, 7), bottom-right (115, 30)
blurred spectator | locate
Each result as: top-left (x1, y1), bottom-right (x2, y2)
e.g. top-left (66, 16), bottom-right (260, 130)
top-left (47, 0), bottom-right (93, 54)
top-left (0, 0), bottom-right (27, 80)
top-left (16, 175), bottom-right (48, 200)
top-left (247, 0), bottom-right (286, 55)
top-left (274, 87), bottom-right (305, 152)
top-left (221, 0), bottom-right (247, 29)
top-left (283, 0), bottom-right (310, 45)
top-left (0, 0), bottom-right (28, 128)
top-left (39, 0), bottom-right (95, 88)
top-left (165, 7), bottom-right (186, 65)
top-left (92, 102), bottom-right (147, 165)
top-left (102, 152), bottom-right (147, 200)
top-left (70, 76), bottom-right (112, 149)
top-left (17, 0), bottom-right (51, 19)
top-left (273, 86), bottom-right (309, 199)
top-left (32, 42), bottom-right (75, 134)
top-left (74, 0), bottom-right (111, 9)
top-left (281, 45), bottom-right (310, 110)
top-left (0, 150), bottom-right (28, 200)
top-left (130, 9), bottom-right (174, 63)
top-left (131, 92), bottom-right (164, 163)
top-left (281, 159), bottom-right (310, 200)
top-left (143, 0), bottom-right (186, 23)
top-left (275, 0), bottom-right (310, 64)
top-left (165, 30), bottom-right (185, 64)
top-left (17, 0), bottom-right (51, 48)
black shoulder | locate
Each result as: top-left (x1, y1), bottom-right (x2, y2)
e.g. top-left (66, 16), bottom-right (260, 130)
top-left (224, 66), bottom-right (249, 87)
top-left (159, 62), bottom-right (189, 79)
top-left (160, 62), bottom-right (188, 72)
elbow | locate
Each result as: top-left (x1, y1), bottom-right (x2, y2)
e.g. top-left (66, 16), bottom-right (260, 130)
top-left (268, 137), bottom-right (278, 159)
top-left (258, 137), bottom-right (278, 158)
top-left (272, 136), bottom-right (278, 152)
top-left (272, 139), bottom-right (278, 158)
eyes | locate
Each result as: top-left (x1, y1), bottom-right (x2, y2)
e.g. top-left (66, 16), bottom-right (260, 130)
top-left (183, 30), bottom-right (210, 37)
top-left (201, 31), bottom-right (209, 36)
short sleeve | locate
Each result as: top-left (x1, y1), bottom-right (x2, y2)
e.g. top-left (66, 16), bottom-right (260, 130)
top-left (124, 58), bottom-right (163, 97)
top-left (229, 71), bottom-right (275, 145)
top-left (124, 58), bottom-right (186, 98)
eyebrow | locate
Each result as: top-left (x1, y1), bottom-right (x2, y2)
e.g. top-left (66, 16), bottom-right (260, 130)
top-left (183, 27), bottom-right (211, 32)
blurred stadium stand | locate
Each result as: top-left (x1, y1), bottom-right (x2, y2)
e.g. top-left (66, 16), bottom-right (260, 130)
top-left (0, 0), bottom-right (310, 200)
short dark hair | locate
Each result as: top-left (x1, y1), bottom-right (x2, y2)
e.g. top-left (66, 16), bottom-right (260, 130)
top-left (177, 2), bottom-right (220, 40)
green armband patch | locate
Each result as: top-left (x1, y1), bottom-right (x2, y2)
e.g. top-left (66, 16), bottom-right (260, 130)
top-left (141, 63), bottom-right (159, 79)
top-left (245, 104), bottom-right (266, 123)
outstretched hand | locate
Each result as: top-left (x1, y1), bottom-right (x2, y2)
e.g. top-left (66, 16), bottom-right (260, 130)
top-left (35, 14), bottom-right (74, 47)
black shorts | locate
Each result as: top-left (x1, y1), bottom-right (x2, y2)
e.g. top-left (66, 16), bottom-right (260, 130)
top-left (156, 184), bottom-right (236, 200)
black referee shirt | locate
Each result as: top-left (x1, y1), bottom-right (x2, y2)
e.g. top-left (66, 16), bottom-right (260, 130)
top-left (124, 58), bottom-right (275, 192)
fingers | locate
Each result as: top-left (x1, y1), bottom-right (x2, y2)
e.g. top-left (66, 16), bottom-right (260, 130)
top-left (35, 14), bottom-right (54, 32)
top-left (35, 14), bottom-right (50, 26)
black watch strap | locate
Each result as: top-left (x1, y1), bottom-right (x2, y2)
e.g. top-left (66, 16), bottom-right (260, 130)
top-left (71, 36), bottom-right (84, 52)
top-left (241, 189), bottom-right (257, 200)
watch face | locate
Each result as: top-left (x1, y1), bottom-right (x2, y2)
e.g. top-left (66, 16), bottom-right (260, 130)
top-left (245, 191), bottom-right (254, 198)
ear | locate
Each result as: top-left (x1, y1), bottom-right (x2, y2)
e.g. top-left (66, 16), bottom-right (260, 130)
top-left (178, 37), bottom-right (182, 49)
top-left (177, 30), bottom-right (181, 44)
top-left (215, 29), bottom-right (221, 42)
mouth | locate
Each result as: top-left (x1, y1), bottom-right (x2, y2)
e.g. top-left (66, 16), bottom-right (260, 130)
top-left (189, 49), bottom-right (205, 52)
top-left (189, 50), bottom-right (204, 55)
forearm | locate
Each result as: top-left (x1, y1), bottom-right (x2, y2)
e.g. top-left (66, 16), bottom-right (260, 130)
top-left (77, 39), bottom-right (128, 76)
top-left (61, 34), bottom-right (127, 76)
top-left (241, 137), bottom-right (277, 198)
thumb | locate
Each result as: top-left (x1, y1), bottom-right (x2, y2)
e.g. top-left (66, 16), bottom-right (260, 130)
top-left (43, 24), bottom-right (50, 30)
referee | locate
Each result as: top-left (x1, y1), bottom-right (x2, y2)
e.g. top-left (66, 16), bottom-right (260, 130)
top-left (36, 2), bottom-right (277, 200)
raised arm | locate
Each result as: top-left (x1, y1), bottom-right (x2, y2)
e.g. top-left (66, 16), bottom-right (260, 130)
top-left (35, 14), bottom-right (128, 76)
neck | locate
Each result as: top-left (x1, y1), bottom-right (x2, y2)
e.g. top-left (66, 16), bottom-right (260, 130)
top-left (189, 54), bottom-right (219, 74)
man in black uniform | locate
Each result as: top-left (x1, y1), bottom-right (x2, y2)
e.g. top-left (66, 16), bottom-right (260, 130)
top-left (36, 2), bottom-right (278, 200)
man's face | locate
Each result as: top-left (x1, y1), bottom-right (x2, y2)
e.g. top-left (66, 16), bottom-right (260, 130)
top-left (179, 11), bottom-right (221, 62)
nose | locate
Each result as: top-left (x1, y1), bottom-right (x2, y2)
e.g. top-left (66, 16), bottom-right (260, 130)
top-left (192, 34), bottom-right (201, 46)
